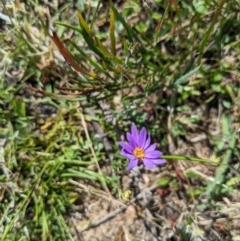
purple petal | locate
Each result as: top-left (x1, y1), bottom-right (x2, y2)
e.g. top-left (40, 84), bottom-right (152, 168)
top-left (142, 158), bottom-right (156, 169)
top-left (144, 135), bottom-right (151, 149)
top-left (126, 158), bottom-right (138, 170)
top-left (131, 124), bottom-right (139, 142)
top-left (120, 149), bottom-right (135, 159)
top-left (153, 159), bottom-right (166, 165)
top-left (119, 141), bottom-right (134, 153)
top-left (145, 143), bottom-right (157, 152)
top-left (126, 133), bottom-right (137, 148)
top-left (145, 150), bottom-right (163, 158)
top-left (138, 127), bottom-right (147, 148)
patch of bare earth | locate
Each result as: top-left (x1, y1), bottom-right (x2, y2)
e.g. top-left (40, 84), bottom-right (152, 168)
top-left (68, 160), bottom-right (240, 241)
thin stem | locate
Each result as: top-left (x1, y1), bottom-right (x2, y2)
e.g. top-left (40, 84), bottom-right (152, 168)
top-left (162, 155), bottom-right (218, 165)
top-left (79, 108), bottom-right (111, 195)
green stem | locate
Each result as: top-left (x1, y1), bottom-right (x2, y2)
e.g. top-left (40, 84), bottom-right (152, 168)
top-left (162, 155), bottom-right (217, 165)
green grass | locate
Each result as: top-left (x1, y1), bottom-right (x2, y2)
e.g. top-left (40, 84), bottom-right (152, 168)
top-left (0, 0), bottom-right (240, 240)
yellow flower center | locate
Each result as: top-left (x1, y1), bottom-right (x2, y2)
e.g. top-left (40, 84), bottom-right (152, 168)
top-left (133, 147), bottom-right (145, 159)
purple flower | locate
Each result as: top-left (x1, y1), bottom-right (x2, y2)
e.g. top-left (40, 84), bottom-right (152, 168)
top-left (119, 124), bottom-right (166, 170)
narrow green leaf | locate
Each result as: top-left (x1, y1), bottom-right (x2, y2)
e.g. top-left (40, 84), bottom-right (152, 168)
top-left (174, 65), bottom-right (201, 87)
top-left (78, 11), bottom-right (93, 37)
top-left (197, 0), bottom-right (227, 65)
top-left (81, 32), bottom-right (112, 65)
top-left (55, 22), bottom-right (82, 34)
top-left (110, 10), bottom-right (116, 56)
top-left (94, 37), bottom-right (112, 58)
top-left (55, 23), bottom-right (111, 64)
top-left (70, 41), bottom-right (111, 76)
top-left (78, 27), bottom-right (113, 65)
top-left (110, 2), bottom-right (133, 43)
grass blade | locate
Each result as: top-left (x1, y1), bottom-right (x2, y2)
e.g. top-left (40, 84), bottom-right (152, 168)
top-left (110, 10), bottom-right (116, 56)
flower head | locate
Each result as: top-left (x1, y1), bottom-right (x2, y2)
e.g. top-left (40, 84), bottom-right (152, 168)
top-left (119, 124), bottom-right (166, 170)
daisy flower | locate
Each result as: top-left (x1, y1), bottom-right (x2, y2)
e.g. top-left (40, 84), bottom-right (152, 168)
top-left (119, 124), bottom-right (166, 170)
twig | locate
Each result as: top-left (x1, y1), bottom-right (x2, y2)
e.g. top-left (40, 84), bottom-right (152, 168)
top-left (79, 109), bottom-right (111, 196)
top-left (80, 185), bottom-right (158, 232)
